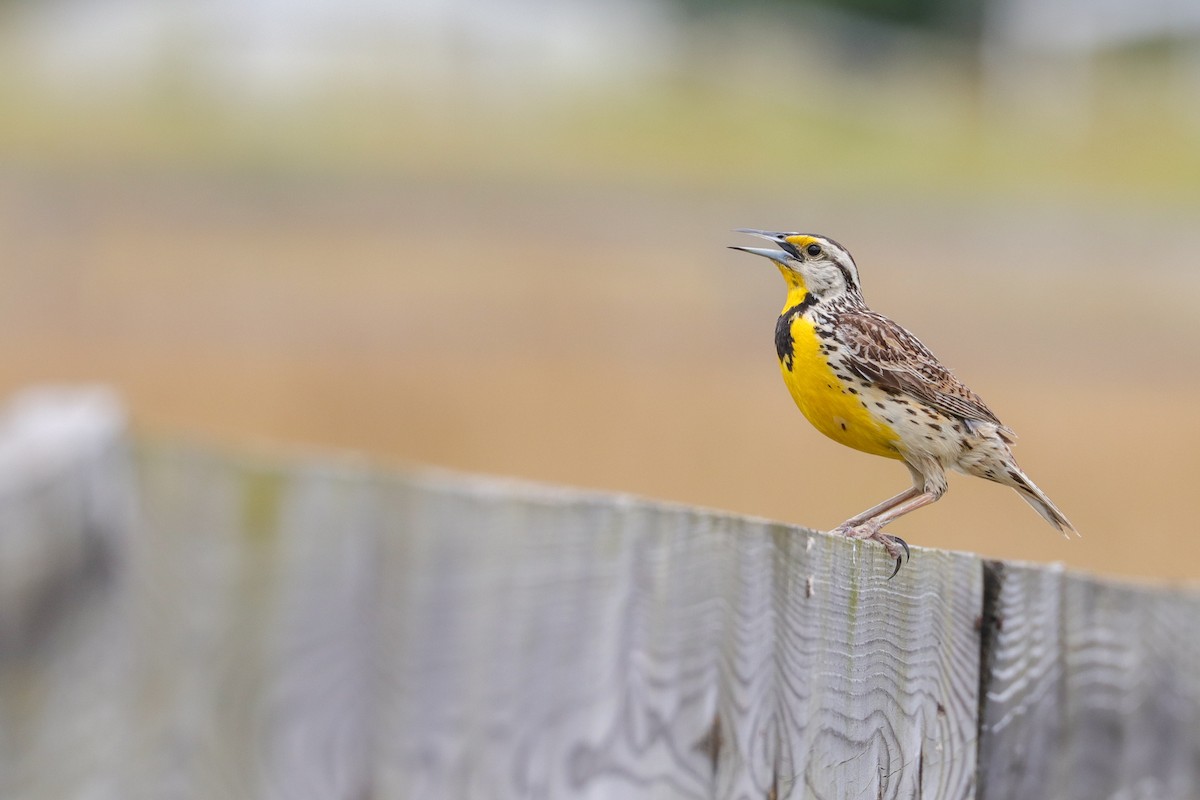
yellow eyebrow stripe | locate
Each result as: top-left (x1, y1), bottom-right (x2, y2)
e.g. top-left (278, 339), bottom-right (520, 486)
top-left (785, 235), bottom-right (820, 249)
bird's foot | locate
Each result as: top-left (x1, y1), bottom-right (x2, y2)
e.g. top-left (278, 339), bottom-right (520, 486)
top-left (832, 521), bottom-right (910, 579)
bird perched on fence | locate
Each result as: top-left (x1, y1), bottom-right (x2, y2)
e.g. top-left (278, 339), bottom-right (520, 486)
top-left (730, 230), bottom-right (1073, 577)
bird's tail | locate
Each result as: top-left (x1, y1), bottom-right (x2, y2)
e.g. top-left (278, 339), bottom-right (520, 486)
top-left (1007, 467), bottom-right (1076, 537)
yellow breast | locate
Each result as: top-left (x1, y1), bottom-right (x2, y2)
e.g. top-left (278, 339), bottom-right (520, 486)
top-left (780, 313), bottom-right (902, 460)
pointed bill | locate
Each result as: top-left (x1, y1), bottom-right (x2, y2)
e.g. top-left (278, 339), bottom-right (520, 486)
top-left (733, 228), bottom-right (796, 240)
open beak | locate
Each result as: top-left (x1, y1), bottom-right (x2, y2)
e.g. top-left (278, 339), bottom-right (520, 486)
top-left (728, 228), bottom-right (797, 263)
top-left (728, 245), bottom-right (790, 263)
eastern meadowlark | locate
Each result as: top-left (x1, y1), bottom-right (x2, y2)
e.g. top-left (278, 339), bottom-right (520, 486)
top-left (731, 230), bottom-right (1074, 576)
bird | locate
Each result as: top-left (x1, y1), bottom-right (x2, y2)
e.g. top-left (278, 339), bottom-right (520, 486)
top-left (730, 229), bottom-right (1074, 577)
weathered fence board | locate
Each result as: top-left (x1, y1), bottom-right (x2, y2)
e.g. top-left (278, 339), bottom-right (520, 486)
top-left (381, 477), bottom-right (981, 799)
top-left (132, 447), bottom-right (382, 800)
top-left (977, 562), bottom-right (1200, 800)
top-left (1, 388), bottom-right (1199, 799)
top-left (0, 388), bottom-right (133, 800)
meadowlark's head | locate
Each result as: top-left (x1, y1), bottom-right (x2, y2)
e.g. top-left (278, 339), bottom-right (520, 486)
top-left (730, 230), bottom-right (862, 301)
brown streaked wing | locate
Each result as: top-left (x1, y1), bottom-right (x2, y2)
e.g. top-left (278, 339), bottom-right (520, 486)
top-left (833, 310), bottom-right (1007, 428)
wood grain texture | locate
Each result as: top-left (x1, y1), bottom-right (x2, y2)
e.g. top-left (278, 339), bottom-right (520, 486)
top-left (377, 474), bottom-right (982, 799)
top-left (977, 561), bottom-right (1200, 800)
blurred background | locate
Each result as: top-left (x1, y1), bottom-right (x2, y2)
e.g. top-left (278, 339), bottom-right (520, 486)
top-left (0, 0), bottom-right (1198, 580)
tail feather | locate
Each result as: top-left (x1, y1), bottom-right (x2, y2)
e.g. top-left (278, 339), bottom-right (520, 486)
top-left (1008, 468), bottom-right (1076, 537)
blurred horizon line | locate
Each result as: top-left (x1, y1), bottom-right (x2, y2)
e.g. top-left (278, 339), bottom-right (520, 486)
top-left (1, 0), bottom-right (1199, 200)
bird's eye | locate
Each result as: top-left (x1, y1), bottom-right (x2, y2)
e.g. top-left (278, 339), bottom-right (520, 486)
top-left (805, 244), bottom-right (822, 257)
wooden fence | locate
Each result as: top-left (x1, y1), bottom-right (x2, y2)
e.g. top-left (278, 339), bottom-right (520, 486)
top-left (0, 387), bottom-right (1198, 799)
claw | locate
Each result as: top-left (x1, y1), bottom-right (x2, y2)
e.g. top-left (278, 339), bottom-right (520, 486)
top-left (888, 556), bottom-right (903, 580)
top-left (883, 535), bottom-right (910, 581)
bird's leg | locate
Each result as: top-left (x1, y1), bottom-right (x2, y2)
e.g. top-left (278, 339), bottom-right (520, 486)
top-left (865, 485), bottom-right (943, 529)
top-left (834, 486), bottom-right (922, 530)
top-left (832, 488), bottom-right (920, 579)
top-left (833, 465), bottom-right (946, 578)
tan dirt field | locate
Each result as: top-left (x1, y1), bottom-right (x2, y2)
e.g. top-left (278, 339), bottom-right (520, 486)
top-left (2, 174), bottom-right (1198, 581)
